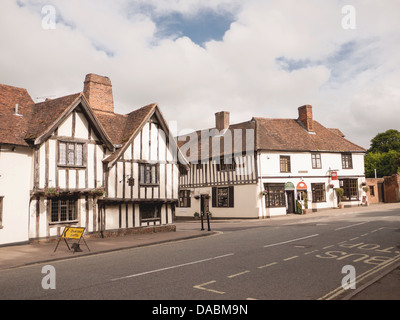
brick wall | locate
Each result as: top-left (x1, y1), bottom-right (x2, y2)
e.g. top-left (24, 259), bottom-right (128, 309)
top-left (298, 105), bottom-right (314, 132)
top-left (366, 178), bottom-right (384, 204)
top-left (83, 73), bottom-right (114, 113)
top-left (383, 173), bottom-right (400, 203)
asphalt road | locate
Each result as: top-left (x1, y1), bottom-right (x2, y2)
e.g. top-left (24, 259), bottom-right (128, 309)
top-left (0, 206), bottom-right (399, 301)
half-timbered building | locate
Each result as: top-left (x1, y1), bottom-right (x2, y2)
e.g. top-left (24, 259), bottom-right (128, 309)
top-left (0, 74), bottom-right (180, 246)
top-left (176, 106), bottom-right (367, 219)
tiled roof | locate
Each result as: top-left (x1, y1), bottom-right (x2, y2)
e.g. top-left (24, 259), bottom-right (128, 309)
top-left (0, 83), bottom-right (158, 157)
top-left (94, 103), bottom-right (156, 146)
top-left (177, 115), bottom-right (365, 162)
top-left (25, 93), bottom-right (81, 141)
top-left (254, 117), bottom-right (366, 152)
top-left (0, 84), bottom-right (34, 146)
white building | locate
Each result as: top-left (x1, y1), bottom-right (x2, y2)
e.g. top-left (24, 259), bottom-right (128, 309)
top-left (176, 105), bottom-right (367, 219)
top-left (0, 74), bottom-right (180, 246)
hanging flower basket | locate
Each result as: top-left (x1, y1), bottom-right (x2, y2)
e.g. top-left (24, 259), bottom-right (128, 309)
top-left (89, 187), bottom-right (106, 197)
top-left (44, 187), bottom-right (60, 197)
top-left (260, 190), bottom-right (268, 196)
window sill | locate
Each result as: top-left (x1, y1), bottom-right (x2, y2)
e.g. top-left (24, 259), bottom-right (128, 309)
top-left (58, 164), bottom-right (86, 169)
top-left (49, 220), bottom-right (79, 226)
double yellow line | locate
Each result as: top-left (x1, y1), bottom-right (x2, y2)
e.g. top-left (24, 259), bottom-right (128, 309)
top-left (319, 254), bottom-right (400, 300)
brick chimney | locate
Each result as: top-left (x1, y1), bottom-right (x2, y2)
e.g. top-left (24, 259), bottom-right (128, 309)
top-left (298, 105), bottom-right (314, 132)
top-left (83, 73), bottom-right (114, 113)
top-left (215, 111), bottom-right (230, 131)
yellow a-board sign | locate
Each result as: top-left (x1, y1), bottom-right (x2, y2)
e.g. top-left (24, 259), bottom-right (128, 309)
top-left (62, 227), bottom-right (85, 240)
top-left (54, 226), bottom-right (90, 253)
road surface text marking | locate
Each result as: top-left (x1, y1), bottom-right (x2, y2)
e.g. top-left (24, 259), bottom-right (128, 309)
top-left (319, 254), bottom-right (400, 300)
top-left (193, 281), bottom-right (225, 295)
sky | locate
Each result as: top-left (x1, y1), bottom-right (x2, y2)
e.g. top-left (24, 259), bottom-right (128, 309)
top-left (1, 0), bottom-right (399, 149)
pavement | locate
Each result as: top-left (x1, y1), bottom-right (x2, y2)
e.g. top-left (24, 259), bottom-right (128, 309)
top-left (0, 202), bottom-right (399, 300)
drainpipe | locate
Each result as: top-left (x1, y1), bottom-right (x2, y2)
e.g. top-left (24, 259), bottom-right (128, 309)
top-left (257, 151), bottom-right (266, 218)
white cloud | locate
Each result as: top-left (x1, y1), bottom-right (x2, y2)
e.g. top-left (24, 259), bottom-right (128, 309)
top-left (1, 0), bottom-right (399, 149)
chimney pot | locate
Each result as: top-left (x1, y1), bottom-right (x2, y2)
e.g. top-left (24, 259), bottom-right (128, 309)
top-left (215, 111), bottom-right (230, 131)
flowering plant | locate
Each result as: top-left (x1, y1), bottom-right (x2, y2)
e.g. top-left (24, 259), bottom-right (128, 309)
top-left (44, 187), bottom-right (60, 197)
top-left (89, 187), bottom-right (106, 197)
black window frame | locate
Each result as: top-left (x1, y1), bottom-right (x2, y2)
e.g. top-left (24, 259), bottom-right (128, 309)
top-left (140, 203), bottom-right (161, 220)
top-left (264, 183), bottom-right (286, 208)
top-left (212, 186), bottom-right (234, 208)
top-left (341, 153), bottom-right (353, 169)
top-left (340, 178), bottom-right (359, 201)
top-left (179, 190), bottom-right (191, 208)
top-left (139, 163), bottom-right (159, 186)
top-left (50, 197), bottom-right (78, 223)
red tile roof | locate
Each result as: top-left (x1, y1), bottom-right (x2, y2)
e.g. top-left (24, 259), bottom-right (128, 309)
top-left (0, 84), bottom-right (34, 146)
top-left (254, 117), bottom-right (366, 152)
top-left (25, 93), bottom-right (81, 142)
top-left (0, 83), bottom-right (158, 158)
top-left (177, 115), bottom-right (366, 162)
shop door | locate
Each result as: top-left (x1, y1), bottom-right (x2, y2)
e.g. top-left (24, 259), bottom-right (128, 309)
top-left (286, 190), bottom-right (295, 214)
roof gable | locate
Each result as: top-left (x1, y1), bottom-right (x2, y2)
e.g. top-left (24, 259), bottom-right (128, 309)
top-left (25, 93), bottom-right (114, 151)
top-left (103, 103), bottom-right (186, 167)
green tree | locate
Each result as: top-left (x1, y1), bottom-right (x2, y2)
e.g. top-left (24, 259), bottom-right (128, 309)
top-left (365, 129), bottom-right (400, 178)
top-left (368, 129), bottom-right (400, 153)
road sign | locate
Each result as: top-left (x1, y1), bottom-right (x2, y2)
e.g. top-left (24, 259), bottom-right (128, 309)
top-left (62, 227), bottom-right (85, 240)
top-left (54, 226), bottom-right (90, 253)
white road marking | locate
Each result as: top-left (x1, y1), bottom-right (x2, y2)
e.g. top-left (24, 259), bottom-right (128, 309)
top-left (228, 270), bottom-right (250, 278)
top-left (111, 253), bottom-right (234, 281)
top-left (283, 255), bottom-right (299, 261)
top-left (258, 262), bottom-right (278, 269)
top-left (264, 234), bottom-right (319, 248)
top-left (334, 221), bottom-right (369, 231)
